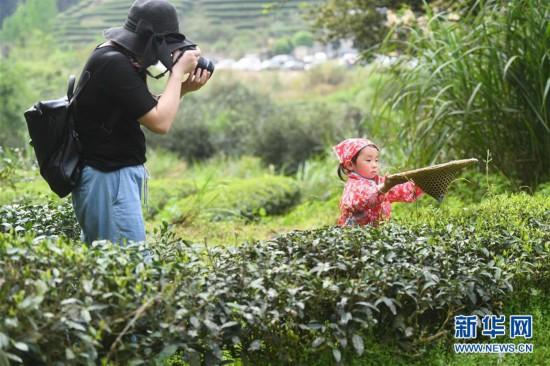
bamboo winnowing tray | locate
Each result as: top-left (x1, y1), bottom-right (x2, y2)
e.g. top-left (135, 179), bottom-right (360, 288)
top-left (386, 158), bottom-right (479, 201)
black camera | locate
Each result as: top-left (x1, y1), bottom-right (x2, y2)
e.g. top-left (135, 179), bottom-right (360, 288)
top-left (174, 44), bottom-right (215, 75)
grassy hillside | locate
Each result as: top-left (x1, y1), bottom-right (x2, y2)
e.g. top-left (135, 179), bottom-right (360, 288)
top-left (53, 0), bottom-right (318, 53)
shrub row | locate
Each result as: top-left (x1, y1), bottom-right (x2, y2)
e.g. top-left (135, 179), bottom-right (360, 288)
top-left (0, 200), bottom-right (80, 240)
top-left (158, 176), bottom-right (301, 223)
top-left (0, 194), bottom-right (548, 365)
top-left (146, 179), bottom-right (197, 219)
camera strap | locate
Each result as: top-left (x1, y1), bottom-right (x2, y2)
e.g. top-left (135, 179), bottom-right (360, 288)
top-left (146, 50), bottom-right (185, 79)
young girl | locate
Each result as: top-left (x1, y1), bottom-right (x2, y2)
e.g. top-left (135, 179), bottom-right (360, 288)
top-left (334, 138), bottom-right (423, 226)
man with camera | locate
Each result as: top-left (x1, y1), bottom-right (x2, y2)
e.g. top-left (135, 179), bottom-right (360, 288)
top-left (72, 0), bottom-right (211, 245)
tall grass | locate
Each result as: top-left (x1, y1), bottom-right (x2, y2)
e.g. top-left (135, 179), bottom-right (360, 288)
top-left (385, 0), bottom-right (550, 189)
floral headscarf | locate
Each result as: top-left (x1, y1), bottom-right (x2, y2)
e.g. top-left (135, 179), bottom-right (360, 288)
top-left (333, 138), bottom-right (379, 167)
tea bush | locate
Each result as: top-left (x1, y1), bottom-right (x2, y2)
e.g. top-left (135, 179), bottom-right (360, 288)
top-left (0, 194), bottom-right (548, 365)
top-left (146, 179), bottom-right (197, 219)
top-left (0, 199), bottom-right (80, 240)
top-left (159, 176), bottom-right (301, 223)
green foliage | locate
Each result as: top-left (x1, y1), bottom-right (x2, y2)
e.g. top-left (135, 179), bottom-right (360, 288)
top-left (147, 179), bottom-right (197, 219)
top-left (384, 0), bottom-right (550, 189)
top-left (0, 176), bottom-right (59, 206)
top-left (0, 0), bottom-right (57, 42)
top-left (160, 175), bottom-right (301, 223)
top-left (145, 148), bottom-right (187, 179)
top-left (271, 36), bottom-right (294, 55)
top-left (308, 0), bottom-right (395, 53)
top-left (292, 30), bottom-right (314, 48)
top-left (0, 147), bottom-right (17, 186)
top-left (186, 156), bottom-right (272, 182)
top-left (0, 148), bottom-right (47, 205)
top-left (296, 156), bottom-right (342, 201)
top-left (0, 31), bottom-right (85, 147)
top-left (0, 60), bottom-right (28, 147)
top-left (535, 181), bottom-right (550, 197)
top-left (0, 194), bottom-right (547, 365)
top-left (307, 1), bottom-right (478, 54)
top-left (307, 0), bottom-right (428, 54)
top-left (443, 170), bottom-right (516, 203)
top-left (164, 120), bottom-right (216, 162)
top-left (147, 81), bottom-right (269, 161)
top-left (0, 199), bottom-right (80, 239)
top-left (248, 102), bottom-right (352, 174)
top-left (148, 78), bottom-right (358, 172)
top-left (0, 148), bottom-right (59, 205)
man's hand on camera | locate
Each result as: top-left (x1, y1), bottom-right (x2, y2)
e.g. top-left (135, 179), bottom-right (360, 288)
top-left (180, 67), bottom-right (211, 96)
top-left (172, 48), bottom-right (200, 77)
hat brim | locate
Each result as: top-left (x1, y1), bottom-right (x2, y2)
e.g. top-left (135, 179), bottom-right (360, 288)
top-left (104, 27), bottom-right (147, 55)
top-left (167, 38), bottom-right (196, 52)
top-left (105, 27), bottom-right (196, 55)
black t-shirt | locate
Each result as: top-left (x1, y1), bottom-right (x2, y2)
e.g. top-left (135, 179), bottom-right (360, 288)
top-left (75, 45), bottom-right (157, 171)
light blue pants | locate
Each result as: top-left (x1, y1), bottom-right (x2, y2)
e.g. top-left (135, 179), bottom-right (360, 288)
top-left (72, 165), bottom-right (147, 245)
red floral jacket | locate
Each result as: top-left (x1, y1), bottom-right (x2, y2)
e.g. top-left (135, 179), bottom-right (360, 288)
top-left (338, 173), bottom-right (423, 226)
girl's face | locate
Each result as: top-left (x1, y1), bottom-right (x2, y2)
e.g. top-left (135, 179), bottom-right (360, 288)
top-left (350, 146), bottom-right (379, 178)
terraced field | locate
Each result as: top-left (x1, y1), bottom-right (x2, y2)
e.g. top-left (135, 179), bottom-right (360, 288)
top-left (53, 0), bottom-right (317, 48)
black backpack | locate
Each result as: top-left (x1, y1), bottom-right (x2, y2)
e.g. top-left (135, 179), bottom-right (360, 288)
top-left (24, 71), bottom-right (90, 198)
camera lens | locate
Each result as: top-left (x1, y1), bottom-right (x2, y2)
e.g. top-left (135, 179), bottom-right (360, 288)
top-left (196, 56), bottom-right (215, 75)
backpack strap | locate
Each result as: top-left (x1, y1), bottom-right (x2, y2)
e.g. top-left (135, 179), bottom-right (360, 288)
top-left (67, 75), bottom-right (76, 100)
top-left (69, 71), bottom-right (91, 105)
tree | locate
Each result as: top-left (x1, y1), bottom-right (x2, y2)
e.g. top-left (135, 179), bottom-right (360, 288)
top-left (272, 36), bottom-right (294, 55)
top-left (306, 0), bottom-right (478, 54)
top-left (0, 0), bottom-right (57, 43)
top-left (0, 59), bottom-right (27, 147)
top-left (292, 31), bottom-right (314, 48)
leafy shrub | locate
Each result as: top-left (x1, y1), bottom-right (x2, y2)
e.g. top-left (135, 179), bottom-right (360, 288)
top-left (0, 148), bottom-right (38, 192)
top-left (292, 31), bottom-right (314, 47)
top-left (0, 194), bottom-right (547, 365)
top-left (147, 78), bottom-right (359, 172)
top-left (159, 175), bottom-right (301, 223)
top-left (147, 81), bottom-right (271, 161)
top-left (0, 147), bottom-right (16, 186)
top-left (0, 199), bottom-right (80, 239)
top-left (151, 120), bottom-right (216, 163)
top-left (535, 181), bottom-right (550, 197)
top-left (146, 179), bottom-right (197, 219)
top-left (271, 36), bottom-right (294, 55)
top-left (249, 103), bottom-right (351, 174)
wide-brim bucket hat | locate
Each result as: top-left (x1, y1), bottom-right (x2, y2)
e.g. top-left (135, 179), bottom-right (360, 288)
top-left (104, 0), bottom-right (195, 68)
